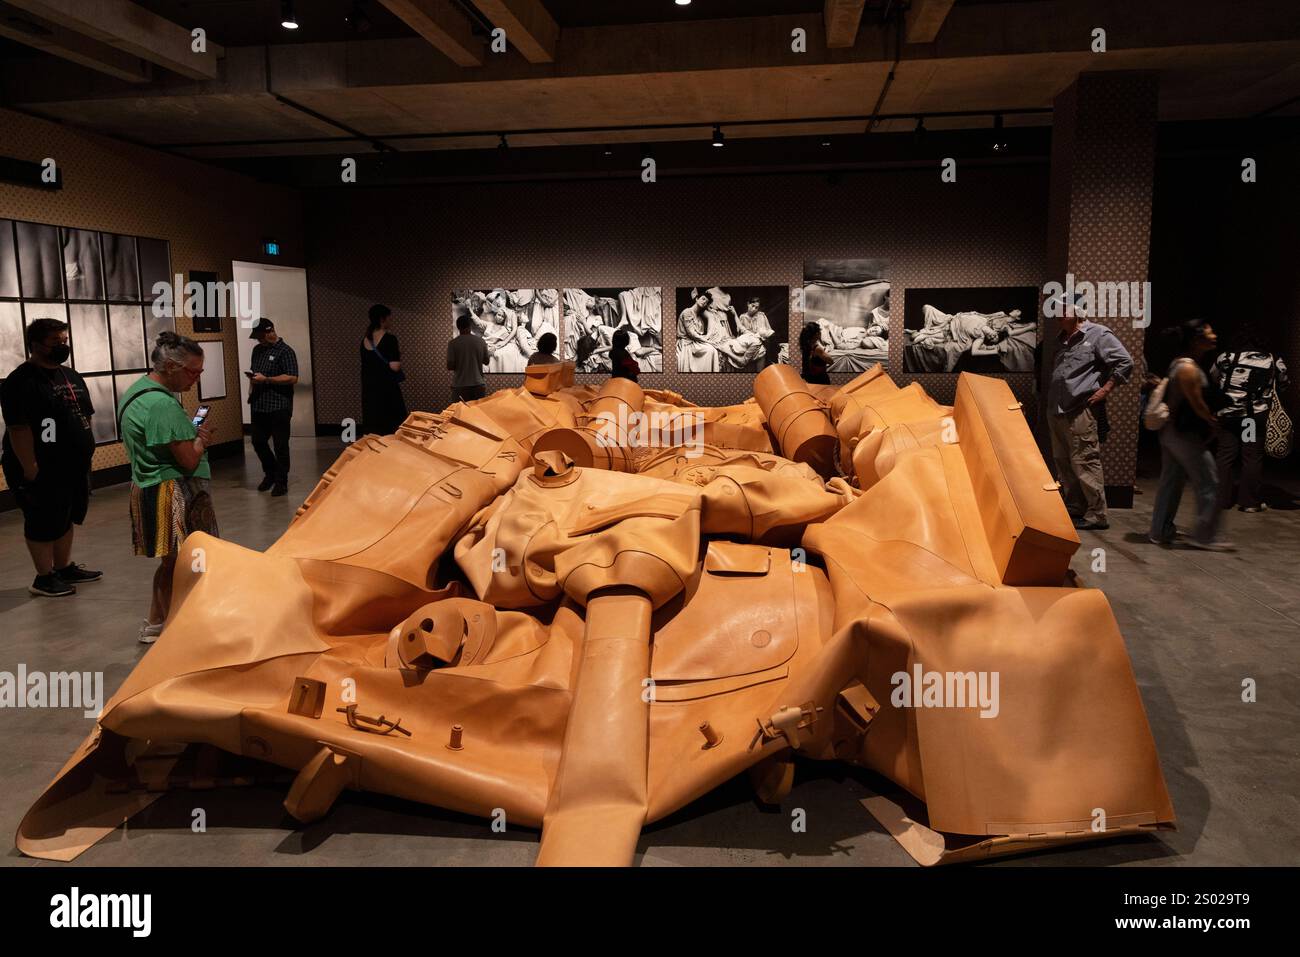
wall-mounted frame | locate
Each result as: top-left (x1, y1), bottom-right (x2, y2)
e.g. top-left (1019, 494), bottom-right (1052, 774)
top-left (189, 270), bottom-right (221, 333)
top-left (451, 289), bottom-right (560, 374)
top-left (197, 340), bottom-right (226, 400)
top-left (0, 217), bottom-right (173, 446)
top-left (562, 287), bottom-right (663, 373)
top-left (674, 285), bottom-right (788, 373)
top-left (802, 259), bottom-right (890, 375)
top-left (902, 286), bottom-right (1040, 375)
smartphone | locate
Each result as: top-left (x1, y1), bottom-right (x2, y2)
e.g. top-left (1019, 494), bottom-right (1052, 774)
top-left (192, 405), bottom-right (211, 428)
top-left (244, 370), bottom-right (256, 378)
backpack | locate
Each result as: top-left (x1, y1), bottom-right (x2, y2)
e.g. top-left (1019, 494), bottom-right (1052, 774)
top-left (1143, 364), bottom-right (1177, 431)
top-left (1143, 358), bottom-right (1197, 431)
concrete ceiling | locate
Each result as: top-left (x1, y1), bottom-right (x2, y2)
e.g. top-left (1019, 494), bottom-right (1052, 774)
top-left (1, 0), bottom-right (1297, 177)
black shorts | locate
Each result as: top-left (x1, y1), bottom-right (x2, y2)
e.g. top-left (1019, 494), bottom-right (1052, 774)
top-left (8, 469), bottom-right (90, 542)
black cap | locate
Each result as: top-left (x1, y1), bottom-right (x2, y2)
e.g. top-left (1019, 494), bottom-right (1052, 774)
top-left (249, 317), bottom-right (276, 339)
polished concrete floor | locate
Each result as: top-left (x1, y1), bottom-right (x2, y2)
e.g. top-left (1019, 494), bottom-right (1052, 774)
top-left (2, 437), bottom-right (1297, 867)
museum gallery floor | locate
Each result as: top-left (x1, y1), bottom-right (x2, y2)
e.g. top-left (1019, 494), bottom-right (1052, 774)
top-left (16, 365), bottom-right (1175, 867)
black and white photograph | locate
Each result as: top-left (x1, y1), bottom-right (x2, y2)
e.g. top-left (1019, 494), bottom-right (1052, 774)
top-left (0, 301), bottom-right (23, 370)
top-left (451, 288), bottom-right (560, 374)
top-left (82, 375), bottom-right (116, 444)
top-left (23, 301), bottom-right (66, 334)
top-left (61, 228), bottom-right (103, 300)
top-left (198, 340), bottom-right (227, 400)
top-left (563, 287), bottom-right (662, 373)
top-left (0, 219), bottom-right (18, 298)
top-left (902, 286), bottom-right (1040, 374)
top-left (801, 259), bottom-right (890, 374)
top-left (674, 285), bottom-right (787, 373)
top-left (102, 232), bottom-right (140, 302)
top-left (68, 302), bottom-right (112, 373)
top-left (108, 304), bottom-right (146, 370)
top-left (15, 220), bottom-right (62, 300)
top-left (138, 237), bottom-right (171, 304)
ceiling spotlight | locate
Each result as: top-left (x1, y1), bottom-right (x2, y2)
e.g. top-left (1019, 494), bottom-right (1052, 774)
top-left (821, 138), bottom-right (831, 147)
top-left (991, 114), bottom-right (1009, 153)
top-left (675, 1), bottom-right (693, 6)
top-left (603, 146), bottom-right (613, 156)
top-left (498, 133), bottom-right (509, 150)
top-left (280, 0), bottom-right (299, 29)
top-left (711, 124), bottom-right (725, 148)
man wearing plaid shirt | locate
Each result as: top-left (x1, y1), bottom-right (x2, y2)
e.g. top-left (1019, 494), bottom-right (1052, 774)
top-left (247, 318), bottom-right (299, 497)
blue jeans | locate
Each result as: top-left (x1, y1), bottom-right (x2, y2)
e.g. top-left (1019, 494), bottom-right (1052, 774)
top-left (1150, 427), bottom-right (1221, 545)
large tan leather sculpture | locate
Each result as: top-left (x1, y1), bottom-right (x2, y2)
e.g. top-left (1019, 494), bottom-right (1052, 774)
top-left (16, 366), bottom-right (1174, 866)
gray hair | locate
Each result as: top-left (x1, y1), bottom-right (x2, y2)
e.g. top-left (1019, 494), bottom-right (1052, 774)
top-left (151, 330), bottom-right (203, 372)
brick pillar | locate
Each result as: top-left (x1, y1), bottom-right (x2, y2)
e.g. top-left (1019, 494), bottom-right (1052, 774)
top-left (1043, 71), bottom-right (1158, 507)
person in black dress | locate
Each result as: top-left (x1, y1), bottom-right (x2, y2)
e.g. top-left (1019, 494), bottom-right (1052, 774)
top-left (360, 304), bottom-right (408, 435)
top-left (800, 322), bottom-right (831, 384)
top-left (609, 328), bottom-right (640, 382)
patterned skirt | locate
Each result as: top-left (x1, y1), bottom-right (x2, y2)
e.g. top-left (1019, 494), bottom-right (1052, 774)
top-left (129, 477), bottom-right (219, 558)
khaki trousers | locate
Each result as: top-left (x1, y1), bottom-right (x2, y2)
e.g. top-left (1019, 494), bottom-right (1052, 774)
top-left (1049, 405), bottom-right (1107, 524)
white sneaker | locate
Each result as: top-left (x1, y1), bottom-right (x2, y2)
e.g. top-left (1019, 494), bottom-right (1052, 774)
top-left (139, 619), bottom-right (163, 644)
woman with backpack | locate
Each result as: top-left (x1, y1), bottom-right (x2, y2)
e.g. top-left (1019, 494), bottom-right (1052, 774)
top-left (1147, 319), bottom-right (1232, 550)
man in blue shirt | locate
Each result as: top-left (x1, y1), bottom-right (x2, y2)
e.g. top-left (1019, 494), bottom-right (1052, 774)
top-left (1047, 300), bottom-right (1134, 530)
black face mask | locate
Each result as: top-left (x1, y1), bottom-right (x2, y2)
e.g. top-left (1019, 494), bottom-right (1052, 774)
top-left (44, 344), bottom-right (71, 364)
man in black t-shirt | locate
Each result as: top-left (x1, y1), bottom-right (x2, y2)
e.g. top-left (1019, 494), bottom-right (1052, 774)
top-left (247, 318), bottom-right (299, 497)
top-left (1, 317), bottom-right (103, 597)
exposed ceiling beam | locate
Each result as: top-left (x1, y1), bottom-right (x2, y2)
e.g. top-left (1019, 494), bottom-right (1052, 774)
top-left (377, 0), bottom-right (483, 67)
top-left (824, 0), bottom-right (866, 49)
top-left (3, 0), bottom-right (222, 79)
top-left (474, 0), bottom-right (559, 64)
top-left (905, 0), bottom-right (956, 44)
top-left (0, 1), bottom-right (151, 82)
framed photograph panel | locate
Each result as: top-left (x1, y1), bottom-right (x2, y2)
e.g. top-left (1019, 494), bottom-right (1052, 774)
top-left (198, 340), bottom-right (226, 401)
top-left (674, 285), bottom-right (787, 373)
top-left (902, 286), bottom-right (1040, 374)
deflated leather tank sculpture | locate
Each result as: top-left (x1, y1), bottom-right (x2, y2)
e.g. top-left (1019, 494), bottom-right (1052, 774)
top-left (17, 362), bottom-right (1175, 866)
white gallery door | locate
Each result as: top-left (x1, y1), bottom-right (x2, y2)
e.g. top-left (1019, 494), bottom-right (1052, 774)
top-left (231, 261), bottom-right (315, 437)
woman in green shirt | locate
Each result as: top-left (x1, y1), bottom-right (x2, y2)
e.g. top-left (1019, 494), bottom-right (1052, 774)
top-left (117, 331), bottom-right (219, 643)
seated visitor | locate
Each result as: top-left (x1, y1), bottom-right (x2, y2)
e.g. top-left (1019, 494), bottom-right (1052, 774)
top-left (609, 328), bottom-right (640, 382)
top-left (527, 332), bottom-right (560, 366)
top-left (800, 321), bottom-right (831, 384)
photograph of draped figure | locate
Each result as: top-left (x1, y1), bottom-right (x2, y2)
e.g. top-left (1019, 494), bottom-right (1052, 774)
top-left (451, 288), bottom-right (560, 374)
top-left (902, 287), bottom-right (1040, 374)
top-left (562, 287), bottom-right (662, 373)
top-left (674, 286), bottom-right (787, 373)
top-left (801, 259), bottom-right (889, 374)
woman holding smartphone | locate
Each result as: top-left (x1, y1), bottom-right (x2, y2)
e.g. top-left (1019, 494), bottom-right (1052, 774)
top-left (117, 331), bottom-right (220, 644)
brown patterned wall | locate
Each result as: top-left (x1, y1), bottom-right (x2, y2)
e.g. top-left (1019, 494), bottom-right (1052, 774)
top-left (0, 108), bottom-right (303, 493)
top-left (1045, 72), bottom-right (1159, 490)
top-left (306, 165), bottom-right (1050, 426)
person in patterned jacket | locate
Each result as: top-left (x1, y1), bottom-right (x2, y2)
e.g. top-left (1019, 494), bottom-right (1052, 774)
top-left (1211, 338), bottom-right (1290, 512)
